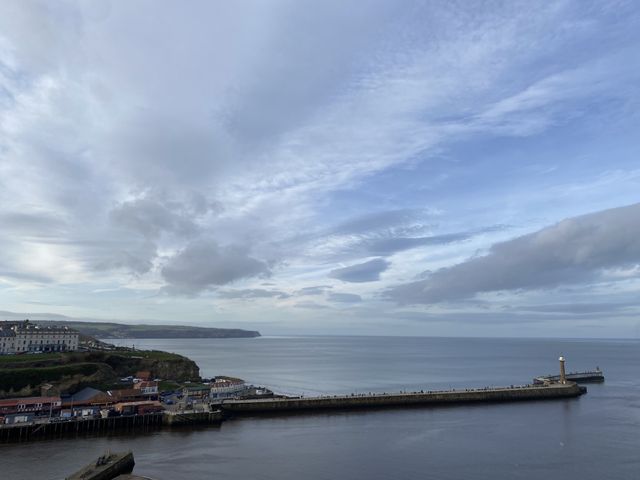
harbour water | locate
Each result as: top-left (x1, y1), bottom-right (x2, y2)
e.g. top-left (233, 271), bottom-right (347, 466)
top-left (1, 336), bottom-right (639, 480)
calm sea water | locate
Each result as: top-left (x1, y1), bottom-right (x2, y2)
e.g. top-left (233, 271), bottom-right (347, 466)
top-left (1, 336), bottom-right (639, 480)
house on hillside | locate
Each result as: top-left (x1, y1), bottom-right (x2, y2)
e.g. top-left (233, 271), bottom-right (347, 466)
top-left (0, 320), bottom-right (79, 354)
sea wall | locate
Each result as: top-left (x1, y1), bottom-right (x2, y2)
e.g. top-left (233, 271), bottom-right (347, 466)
top-left (0, 413), bottom-right (164, 443)
top-left (220, 383), bottom-right (585, 414)
top-left (0, 410), bottom-right (223, 443)
top-left (162, 411), bottom-right (223, 426)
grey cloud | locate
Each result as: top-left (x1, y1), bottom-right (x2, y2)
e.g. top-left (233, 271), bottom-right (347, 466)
top-left (217, 289), bottom-right (288, 299)
top-left (327, 293), bottom-right (362, 303)
top-left (31, 236), bottom-right (159, 276)
top-left (161, 240), bottom-right (270, 294)
top-left (93, 239), bottom-right (158, 275)
top-left (293, 301), bottom-right (330, 310)
top-left (387, 203), bottom-right (640, 304)
top-left (110, 197), bottom-right (199, 239)
top-left (0, 270), bottom-right (53, 284)
top-left (221, 1), bottom-right (400, 149)
top-left (294, 285), bottom-right (333, 296)
top-left (108, 114), bottom-right (230, 188)
top-left (330, 258), bottom-right (390, 283)
top-left (0, 212), bottom-right (67, 235)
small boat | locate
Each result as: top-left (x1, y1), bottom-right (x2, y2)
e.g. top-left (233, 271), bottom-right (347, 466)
top-left (533, 367), bottom-right (604, 385)
top-left (66, 451), bottom-right (135, 480)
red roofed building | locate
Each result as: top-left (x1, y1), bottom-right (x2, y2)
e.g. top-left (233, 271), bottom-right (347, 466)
top-left (0, 396), bottom-right (61, 416)
top-left (106, 389), bottom-right (147, 403)
top-left (133, 381), bottom-right (159, 396)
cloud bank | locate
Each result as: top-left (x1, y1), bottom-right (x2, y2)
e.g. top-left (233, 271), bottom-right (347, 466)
top-left (388, 203), bottom-right (640, 304)
top-left (161, 241), bottom-right (270, 294)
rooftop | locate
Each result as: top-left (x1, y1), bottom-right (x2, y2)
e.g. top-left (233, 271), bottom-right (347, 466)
top-left (0, 320), bottom-right (78, 334)
top-left (0, 396), bottom-right (61, 407)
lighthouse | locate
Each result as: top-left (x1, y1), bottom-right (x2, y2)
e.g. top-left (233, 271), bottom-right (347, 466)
top-left (559, 356), bottom-right (567, 384)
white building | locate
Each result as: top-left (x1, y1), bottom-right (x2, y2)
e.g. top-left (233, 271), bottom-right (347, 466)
top-left (134, 381), bottom-right (159, 395)
top-left (0, 320), bottom-right (79, 354)
top-left (209, 377), bottom-right (247, 399)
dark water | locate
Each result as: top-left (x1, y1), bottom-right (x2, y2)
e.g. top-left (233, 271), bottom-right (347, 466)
top-left (1, 336), bottom-right (639, 480)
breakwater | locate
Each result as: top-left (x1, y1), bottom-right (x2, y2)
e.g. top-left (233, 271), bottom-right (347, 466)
top-left (0, 410), bottom-right (223, 443)
top-left (162, 410), bottom-right (223, 426)
top-left (220, 383), bottom-right (585, 414)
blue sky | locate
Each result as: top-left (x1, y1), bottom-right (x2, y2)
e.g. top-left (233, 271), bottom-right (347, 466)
top-left (0, 1), bottom-right (639, 337)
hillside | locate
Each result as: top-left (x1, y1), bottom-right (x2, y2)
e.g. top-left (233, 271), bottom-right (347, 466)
top-left (34, 321), bottom-right (261, 339)
top-left (0, 350), bottom-right (200, 398)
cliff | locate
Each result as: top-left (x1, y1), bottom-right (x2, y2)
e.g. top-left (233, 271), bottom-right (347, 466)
top-left (0, 350), bottom-right (200, 398)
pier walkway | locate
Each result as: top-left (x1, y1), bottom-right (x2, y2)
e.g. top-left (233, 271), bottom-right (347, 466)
top-left (219, 383), bottom-right (585, 414)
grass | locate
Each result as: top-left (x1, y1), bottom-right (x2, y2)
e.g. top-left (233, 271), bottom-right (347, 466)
top-left (158, 380), bottom-right (182, 392)
top-left (113, 349), bottom-right (185, 361)
top-left (0, 353), bottom-right (67, 364)
top-left (0, 349), bottom-right (183, 366)
top-left (0, 363), bottom-right (102, 392)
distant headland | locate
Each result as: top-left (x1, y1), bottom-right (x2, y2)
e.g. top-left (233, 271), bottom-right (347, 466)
top-left (33, 320), bottom-right (261, 339)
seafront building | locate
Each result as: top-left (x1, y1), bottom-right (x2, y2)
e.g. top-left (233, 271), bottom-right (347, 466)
top-left (209, 377), bottom-right (247, 399)
top-left (0, 320), bottom-right (79, 354)
top-left (134, 381), bottom-right (159, 396)
top-left (0, 396), bottom-right (62, 424)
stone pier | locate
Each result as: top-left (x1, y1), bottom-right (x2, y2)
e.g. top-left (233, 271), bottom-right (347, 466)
top-left (219, 383), bottom-right (585, 415)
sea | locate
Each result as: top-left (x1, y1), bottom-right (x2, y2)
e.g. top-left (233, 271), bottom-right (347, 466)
top-left (1, 336), bottom-right (639, 480)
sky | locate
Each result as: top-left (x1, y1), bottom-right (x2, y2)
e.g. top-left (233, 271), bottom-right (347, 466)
top-left (1, 1), bottom-right (639, 337)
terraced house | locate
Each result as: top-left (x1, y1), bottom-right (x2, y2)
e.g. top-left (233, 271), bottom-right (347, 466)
top-left (0, 320), bottom-right (79, 354)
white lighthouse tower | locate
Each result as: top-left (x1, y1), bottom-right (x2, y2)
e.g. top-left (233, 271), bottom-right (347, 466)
top-left (559, 356), bottom-right (567, 384)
